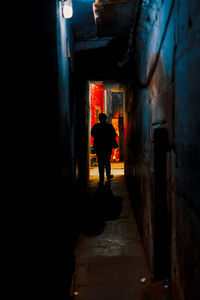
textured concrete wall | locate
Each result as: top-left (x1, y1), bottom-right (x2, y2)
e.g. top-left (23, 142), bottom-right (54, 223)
top-left (125, 0), bottom-right (200, 299)
top-left (56, 0), bottom-right (76, 183)
top-left (174, 2), bottom-right (200, 299)
top-left (74, 79), bottom-right (91, 187)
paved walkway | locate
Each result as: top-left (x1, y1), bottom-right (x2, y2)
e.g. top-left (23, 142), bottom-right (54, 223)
top-left (70, 163), bottom-right (151, 299)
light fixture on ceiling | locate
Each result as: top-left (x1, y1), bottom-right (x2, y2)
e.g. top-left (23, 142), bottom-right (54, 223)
top-left (62, 0), bottom-right (73, 19)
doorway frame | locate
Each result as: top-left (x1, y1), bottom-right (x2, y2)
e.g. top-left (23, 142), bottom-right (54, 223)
top-left (87, 80), bottom-right (127, 181)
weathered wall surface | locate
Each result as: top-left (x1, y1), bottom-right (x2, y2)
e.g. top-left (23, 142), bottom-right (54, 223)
top-left (125, 0), bottom-right (200, 299)
top-left (174, 2), bottom-right (200, 299)
top-left (56, 0), bottom-right (76, 183)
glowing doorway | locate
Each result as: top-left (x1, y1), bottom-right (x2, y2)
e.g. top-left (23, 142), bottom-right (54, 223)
top-left (89, 81), bottom-right (125, 181)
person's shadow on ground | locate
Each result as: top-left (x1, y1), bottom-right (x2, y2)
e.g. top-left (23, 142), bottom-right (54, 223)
top-left (80, 183), bottom-right (123, 236)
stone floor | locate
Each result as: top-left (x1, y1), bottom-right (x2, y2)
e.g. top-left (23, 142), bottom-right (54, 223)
top-left (70, 163), bottom-right (171, 300)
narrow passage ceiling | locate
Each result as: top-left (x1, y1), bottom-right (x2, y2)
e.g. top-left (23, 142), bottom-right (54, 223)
top-left (72, 0), bottom-right (139, 79)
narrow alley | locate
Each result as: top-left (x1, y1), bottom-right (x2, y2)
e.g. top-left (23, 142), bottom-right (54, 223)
top-left (71, 163), bottom-right (170, 299)
top-left (72, 163), bottom-right (150, 299)
top-left (22, 1), bottom-right (200, 300)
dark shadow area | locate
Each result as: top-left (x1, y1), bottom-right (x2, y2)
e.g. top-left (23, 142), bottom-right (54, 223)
top-left (75, 36), bottom-right (129, 81)
top-left (80, 184), bottom-right (123, 236)
top-left (126, 176), bottom-right (143, 233)
top-left (44, 180), bottom-right (82, 300)
top-left (141, 279), bottom-right (171, 300)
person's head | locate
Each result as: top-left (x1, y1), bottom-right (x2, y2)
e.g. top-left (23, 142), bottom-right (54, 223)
top-left (98, 113), bottom-right (107, 123)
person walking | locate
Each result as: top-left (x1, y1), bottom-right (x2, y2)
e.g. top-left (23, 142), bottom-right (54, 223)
top-left (91, 113), bottom-right (118, 185)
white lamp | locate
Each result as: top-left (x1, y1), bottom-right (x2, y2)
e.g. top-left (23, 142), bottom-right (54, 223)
top-left (62, 0), bottom-right (73, 19)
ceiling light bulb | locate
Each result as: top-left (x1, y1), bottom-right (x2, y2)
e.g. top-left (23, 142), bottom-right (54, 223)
top-left (63, 1), bottom-right (73, 19)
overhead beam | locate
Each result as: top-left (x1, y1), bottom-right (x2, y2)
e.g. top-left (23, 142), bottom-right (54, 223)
top-left (75, 37), bottom-right (113, 52)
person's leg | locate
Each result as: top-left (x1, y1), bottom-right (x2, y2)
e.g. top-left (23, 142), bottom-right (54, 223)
top-left (97, 153), bottom-right (104, 183)
top-left (105, 152), bottom-right (113, 180)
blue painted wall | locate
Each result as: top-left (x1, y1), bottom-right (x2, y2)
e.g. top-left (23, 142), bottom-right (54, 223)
top-left (125, 1), bottom-right (200, 298)
top-left (56, 0), bottom-right (76, 182)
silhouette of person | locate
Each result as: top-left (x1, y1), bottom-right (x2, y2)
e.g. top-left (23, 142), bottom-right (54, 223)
top-left (91, 113), bottom-right (117, 185)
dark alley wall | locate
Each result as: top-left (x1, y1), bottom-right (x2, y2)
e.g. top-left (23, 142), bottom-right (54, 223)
top-left (56, 0), bottom-right (76, 184)
top-left (74, 79), bottom-right (90, 187)
top-left (125, 0), bottom-right (200, 299)
top-left (16, 1), bottom-right (81, 298)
